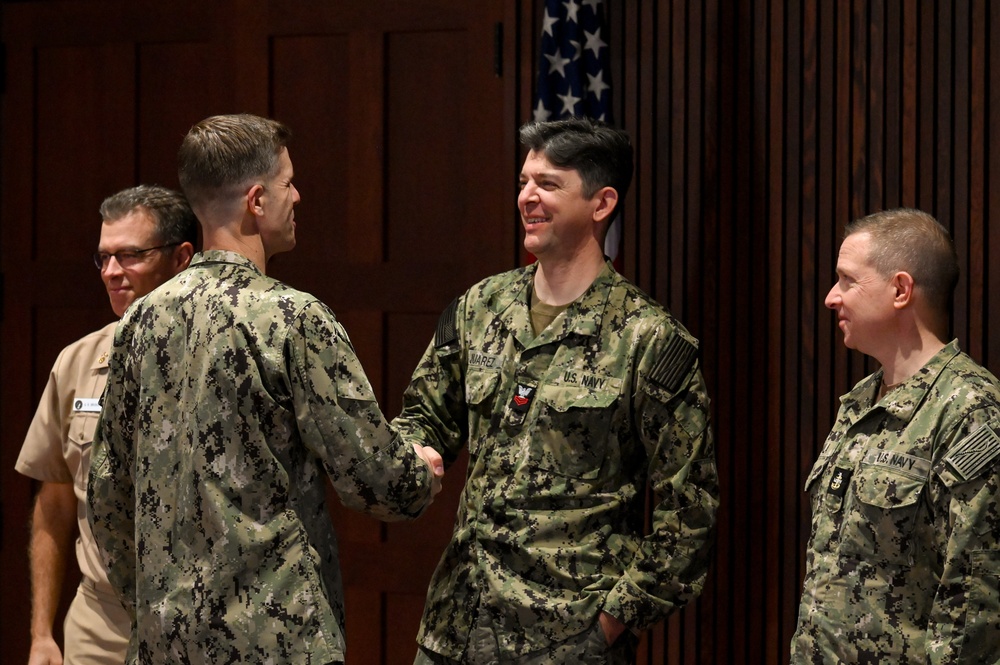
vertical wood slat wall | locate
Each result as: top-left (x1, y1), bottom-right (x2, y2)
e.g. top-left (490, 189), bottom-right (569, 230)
top-left (565, 1), bottom-right (999, 663)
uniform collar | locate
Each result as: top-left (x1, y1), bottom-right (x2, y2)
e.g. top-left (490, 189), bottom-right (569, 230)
top-left (489, 260), bottom-right (616, 346)
top-left (89, 321), bottom-right (117, 371)
top-left (191, 250), bottom-right (265, 276)
top-left (841, 339), bottom-right (962, 424)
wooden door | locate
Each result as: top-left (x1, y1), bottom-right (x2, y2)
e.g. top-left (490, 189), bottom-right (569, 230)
top-left (0, 1), bottom-right (517, 662)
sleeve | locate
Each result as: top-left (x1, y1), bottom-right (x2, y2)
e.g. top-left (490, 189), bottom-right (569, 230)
top-left (601, 325), bottom-right (720, 631)
top-left (926, 411), bottom-right (1000, 664)
top-left (287, 301), bottom-right (433, 521)
top-left (16, 350), bottom-right (74, 482)
top-left (86, 319), bottom-right (138, 619)
top-left (392, 296), bottom-right (469, 467)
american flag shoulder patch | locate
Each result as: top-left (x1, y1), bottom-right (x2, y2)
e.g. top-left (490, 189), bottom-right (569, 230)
top-left (435, 298), bottom-right (459, 348)
top-left (944, 423), bottom-right (1000, 482)
top-left (650, 332), bottom-right (698, 393)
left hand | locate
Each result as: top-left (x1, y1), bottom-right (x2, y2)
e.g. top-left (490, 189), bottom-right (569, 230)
top-left (598, 611), bottom-right (628, 646)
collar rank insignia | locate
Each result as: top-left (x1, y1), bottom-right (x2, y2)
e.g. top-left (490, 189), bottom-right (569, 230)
top-left (827, 466), bottom-right (852, 498)
top-left (510, 383), bottom-right (535, 413)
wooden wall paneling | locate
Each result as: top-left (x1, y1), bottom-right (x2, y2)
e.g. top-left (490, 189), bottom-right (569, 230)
top-left (518, 0), bottom-right (540, 269)
top-left (12, 1), bottom-right (1000, 663)
top-left (137, 41), bottom-right (231, 189)
top-left (764, 0), bottom-right (784, 659)
top-left (384, 30), bottom-right (466, 271)
top-left (797, 1), bottom-right (819, 658)
top-left (269, 32), bottom-right (355, 296)
top-left (786, 0), bottom-right (807, 654)
top-left (663, 1), bottom-right (685, 661)
top-left (868, 0), bottom-right (886, 212)
top-left (968, 0), bottom-right (987, 363)
top-left (885, 1), bottom-right (902, 208)
top-left (917, 1), bottom-right (936, 214)
top-left (35, 44), bottom-right (136, 263)
top-left (901, 0), bottom-right (918, 207)
top-left (830, 1), bottom-right (851, 401)
top-left (632, 0), bottom-right (657, 299)
top-left (990, 4), bottom-right (1000, 372)
top-left (749, 0), bottom-right (772, 661)
top-left (720, 2), bottom-right (752, 663)
top-left (666, 0), bottom-right (686, 321)
top-left (814, 0), bottom-right (837, 467)
top-left (343, 585), bottom-right (384, 665)
top-left (701, 0), bottom-right (726, 660)
top-left (938, 2), bottom-right (964, 345)
top-left (730, 0), bottom-right (756, 661)
top-left (0, 3), bottom-right (223, 659)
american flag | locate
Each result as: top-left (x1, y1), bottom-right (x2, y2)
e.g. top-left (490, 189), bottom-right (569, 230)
top-left (533, 0), bottom-right (612, 123)
top-left (533, 0), bottom-right (621, 264)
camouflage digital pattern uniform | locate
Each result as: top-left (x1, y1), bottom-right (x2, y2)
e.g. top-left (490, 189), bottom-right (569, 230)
top-left (394, 261), bottom-right (719, 660)
top-left (791, 341), bottom-right (1000, 664)
top-left (87, 250), bottom-right (434, 665)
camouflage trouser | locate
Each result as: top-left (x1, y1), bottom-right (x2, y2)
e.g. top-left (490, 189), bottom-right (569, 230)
top-left (414, 612), bottom-right (639, 665)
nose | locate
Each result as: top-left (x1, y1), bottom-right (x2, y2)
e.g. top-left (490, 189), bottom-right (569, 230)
top-left (518, 182), bottom-right (538, 207)
top-left (102, 256), bottom-right (125, 277)
top-left (292, 183), bottom-right (301, 205)
top-left (824, 283), bottom-right (840, 310)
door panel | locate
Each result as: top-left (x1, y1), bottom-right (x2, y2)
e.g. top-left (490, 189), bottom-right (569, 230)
top-left (1, 1), bottom-right (516, 662)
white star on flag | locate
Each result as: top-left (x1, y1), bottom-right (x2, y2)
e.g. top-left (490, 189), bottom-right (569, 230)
top-left (557, 90), bottom-right (582, 115)
top-left (544, 50), bottom-right (572, 78)
top-left (584, 28), bottom-right (606, 57)
top-left (587, 71), bottom-right (610, 100)
top-left (563, 0), bottom-right (581, 24)
top-left (542, 10), bottom-right (559, 38)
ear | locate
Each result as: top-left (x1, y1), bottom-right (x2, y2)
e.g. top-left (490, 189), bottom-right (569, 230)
top-left (592, 186), bottom-right (619, 224)
top-left (891, 271), bottom-right (915, 309)
top-left (174, 242), bottom-right (195, 271)
top-left (246, 183), bottom-right (266, 217)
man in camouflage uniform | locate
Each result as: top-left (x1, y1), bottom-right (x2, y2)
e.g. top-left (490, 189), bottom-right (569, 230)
top-left (87, 114), bottom-right (444, 665)
top-left (17, 185), bottom-right (196, 665)
top-left (396, 118), bottom-right (719, 664)
top-left (791, 208), bottom-right (1000, 664)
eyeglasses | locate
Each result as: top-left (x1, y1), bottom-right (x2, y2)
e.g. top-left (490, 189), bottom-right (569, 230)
top-left (93, 243), bottom-right (180, 270)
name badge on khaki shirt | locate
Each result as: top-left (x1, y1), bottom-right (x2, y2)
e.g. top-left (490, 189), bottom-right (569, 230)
top-left (73, 398), bottom-right (102, 413)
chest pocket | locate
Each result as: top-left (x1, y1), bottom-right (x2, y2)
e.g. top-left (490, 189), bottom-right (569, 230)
top-left (838, 461), bottom-right (928, 566)
top-left (67, 410), bottom-right (99, 493)
top-left (465, 369), bottom-right (501, 457)
top-left (532, 381), bottom-right (620, 480)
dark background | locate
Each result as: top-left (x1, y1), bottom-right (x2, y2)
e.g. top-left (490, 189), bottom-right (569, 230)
top-left (2, 1), bottom-right (998, 663)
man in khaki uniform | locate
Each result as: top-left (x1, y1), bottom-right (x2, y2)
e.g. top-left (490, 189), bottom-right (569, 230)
top-left (16, 185), bottom-right (196, 664)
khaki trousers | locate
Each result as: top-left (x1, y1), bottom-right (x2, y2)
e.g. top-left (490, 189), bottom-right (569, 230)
top-left (63, 578), bottom-right (130, 665)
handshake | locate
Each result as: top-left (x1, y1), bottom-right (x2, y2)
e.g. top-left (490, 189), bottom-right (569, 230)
top-left (412, 443), bottom-right (446, 499)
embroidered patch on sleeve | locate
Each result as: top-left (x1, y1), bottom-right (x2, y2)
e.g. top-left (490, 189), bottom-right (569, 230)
top-left (943, 423), bottom-right (1000, 483)
top-left (434, 298), bottom-right (459, 348)
top-left (649, 332), bottom-right (698, 393)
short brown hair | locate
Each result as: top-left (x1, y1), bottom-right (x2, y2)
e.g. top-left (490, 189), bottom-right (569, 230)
top-left (177, 114), bottom-right (291, 209)
top-left (845, 208), bottom-right (959, 316)
top-left (519, 117), bottom-right (633, 200)
top-left (99, 185), bottom-right (197, 247)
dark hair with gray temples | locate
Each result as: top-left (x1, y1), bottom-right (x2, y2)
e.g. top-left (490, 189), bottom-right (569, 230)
top-left (519, 117), bottom-right (634, 200)
top-left (845, 207), bottom-right (959, 316)
top-left (99, 185), bottom-right (198, 246)
top-left (177, 113), bottom-right (292, 208)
